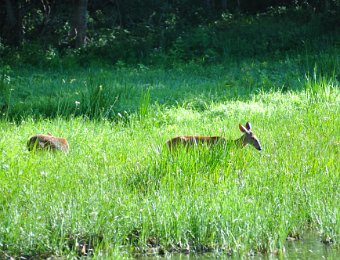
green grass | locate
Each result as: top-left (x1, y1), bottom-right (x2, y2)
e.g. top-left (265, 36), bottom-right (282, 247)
top-left (0, 51), bottom-right (339, 258)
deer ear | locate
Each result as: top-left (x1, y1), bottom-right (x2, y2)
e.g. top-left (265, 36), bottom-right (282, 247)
top-left (239, 124), bottom-right (248, 133)
top-left (245, 122), bottom-right (251, 130)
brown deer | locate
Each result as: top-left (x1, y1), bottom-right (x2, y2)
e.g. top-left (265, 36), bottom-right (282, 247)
top-left (27, 133), bottom-right (69, 153)
top-left (166, 122), bottom-right (262, 151)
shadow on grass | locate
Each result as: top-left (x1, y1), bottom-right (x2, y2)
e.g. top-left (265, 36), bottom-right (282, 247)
top-left (1, 47), bottom-right (339, 122)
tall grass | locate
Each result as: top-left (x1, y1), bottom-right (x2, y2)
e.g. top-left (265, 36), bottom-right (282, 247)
top-left (0, 52), bottom-right (339, 258)
top-left (2, 47), bottom-right (338, 121)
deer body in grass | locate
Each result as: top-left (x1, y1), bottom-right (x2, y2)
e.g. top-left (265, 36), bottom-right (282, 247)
top-left (27, 133), bottom-right (69, 153)
top-left (166, 122), bottom-right (262, 151)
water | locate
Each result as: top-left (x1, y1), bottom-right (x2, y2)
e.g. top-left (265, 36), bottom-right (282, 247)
top-left (283, 233), bottom-right (338, 260)
top-left (138, 233), bottom-right (339, 259)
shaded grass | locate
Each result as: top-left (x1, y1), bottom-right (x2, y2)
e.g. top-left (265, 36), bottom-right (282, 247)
top-left (1, 47), bottom-right (338, 120)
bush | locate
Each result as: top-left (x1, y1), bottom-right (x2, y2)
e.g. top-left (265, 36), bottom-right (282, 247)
top-left (1, 8), bottom-right (339, 67)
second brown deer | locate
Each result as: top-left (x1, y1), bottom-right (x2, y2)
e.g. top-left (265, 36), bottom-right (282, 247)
top-left (27, 133), bottom-right (69, 153)
top-left (166, 122), bottom-right (262, 151)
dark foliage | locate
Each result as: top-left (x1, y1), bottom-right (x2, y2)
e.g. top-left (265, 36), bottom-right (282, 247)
top-left (0, 0), bottom-right (339, 66)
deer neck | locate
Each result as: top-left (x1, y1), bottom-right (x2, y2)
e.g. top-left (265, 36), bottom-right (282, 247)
top-left (229, 135), bottom-right (245, 148)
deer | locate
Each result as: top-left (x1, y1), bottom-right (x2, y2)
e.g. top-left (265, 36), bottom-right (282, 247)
top-left (166, 122), bottom-right (262, 151)
top-left (27, 133), bottom-right (69, 153)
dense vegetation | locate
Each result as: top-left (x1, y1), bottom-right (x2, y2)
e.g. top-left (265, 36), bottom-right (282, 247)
top-left (1, 1), bottom-right (339, 67)
top-left (0, 0), bottom-right (339, 258)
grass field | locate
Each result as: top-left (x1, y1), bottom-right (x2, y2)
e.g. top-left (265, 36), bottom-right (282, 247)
top-left (0, 50), bottom-right (339, 258)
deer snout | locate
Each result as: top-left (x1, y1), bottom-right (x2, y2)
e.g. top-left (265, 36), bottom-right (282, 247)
top-left (253, 141), bottom-right (262, 151)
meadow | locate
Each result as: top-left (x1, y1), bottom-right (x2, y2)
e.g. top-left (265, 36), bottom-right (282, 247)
top-left (0, 50), bottom-right (339, 258)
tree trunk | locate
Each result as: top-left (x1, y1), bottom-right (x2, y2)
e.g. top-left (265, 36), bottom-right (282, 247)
top-left (70, 0), bottom-right (88, 48)
top-left (4, 0), bottom-right (22, 46)
top-left (221, 0), bottom-right (227, 10)
top-left (205, 0), bottom-right (215, 10)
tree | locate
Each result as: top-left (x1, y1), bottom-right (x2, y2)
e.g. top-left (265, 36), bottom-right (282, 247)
top-left (69, 0), bottom-right (88, 48)
top-left (3, 0), bottom-right (22, 46)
